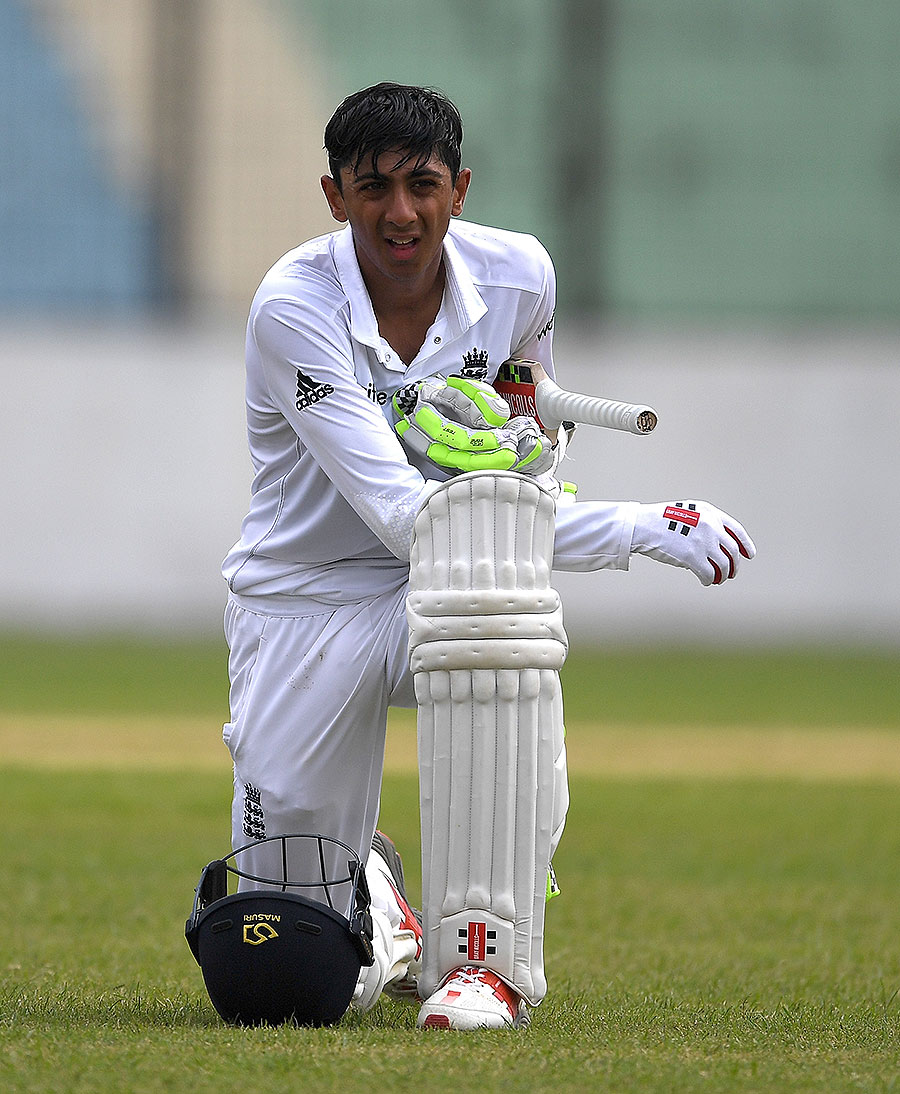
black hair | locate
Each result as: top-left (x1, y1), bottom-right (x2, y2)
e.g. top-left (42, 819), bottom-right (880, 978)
top-left (323, 82), bottom-right (463, 188)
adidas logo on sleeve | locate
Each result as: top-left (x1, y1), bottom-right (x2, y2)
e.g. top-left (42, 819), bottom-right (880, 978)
top-left (295, 368), bottom-right (334, 410)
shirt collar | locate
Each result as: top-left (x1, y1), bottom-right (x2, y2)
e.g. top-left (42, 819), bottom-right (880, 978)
top-left (332, 223), bottom-right (488, 357)
top-left (442, 226), bottom-right (488, 333)
top-left (332, 226), bottom-right (382, 350)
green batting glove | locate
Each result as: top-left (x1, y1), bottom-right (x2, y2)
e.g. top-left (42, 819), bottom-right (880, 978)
top-left (440, 375), bottom-right (511, 430)
top-left (503, 416), bottom-right (556, 475)
top-left (393, 377), bottom-right (520, 473)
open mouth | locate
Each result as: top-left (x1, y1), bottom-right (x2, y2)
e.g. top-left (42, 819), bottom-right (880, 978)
top-left (385, 236), bottom-right (419, 255)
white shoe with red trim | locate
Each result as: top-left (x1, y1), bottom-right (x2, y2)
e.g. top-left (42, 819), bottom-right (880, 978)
top-left (370, 831), bottom-right (423, 1001)
top-left (353, 832), bottom-right (423, 1010)
top-left (416, 966), bottom-right (530, 1030)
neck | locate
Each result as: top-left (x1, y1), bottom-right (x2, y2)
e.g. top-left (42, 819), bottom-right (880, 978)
top-left (362, 261), bottom-right (447, 366)
top-left (366, 259), bottom-right (446, 320)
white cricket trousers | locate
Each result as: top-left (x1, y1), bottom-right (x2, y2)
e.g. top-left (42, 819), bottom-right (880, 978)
top-left (223, 585), bottom-right (415, 869)
top-left (221, 498), bottom-right (633, 885)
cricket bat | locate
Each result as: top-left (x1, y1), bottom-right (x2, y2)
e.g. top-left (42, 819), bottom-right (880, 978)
top-left (493, 359), bottom-right (658, 436)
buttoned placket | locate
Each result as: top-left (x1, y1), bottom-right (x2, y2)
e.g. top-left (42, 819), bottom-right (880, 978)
top-left (333, 225), bottom-right (488, 381)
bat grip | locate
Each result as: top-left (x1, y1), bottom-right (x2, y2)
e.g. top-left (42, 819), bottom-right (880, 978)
top-left (535, 378), bottom-right (657, 435)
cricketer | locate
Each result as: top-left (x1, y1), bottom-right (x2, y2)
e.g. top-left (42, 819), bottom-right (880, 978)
top-left (215, 82), bottom-right (756, 1030)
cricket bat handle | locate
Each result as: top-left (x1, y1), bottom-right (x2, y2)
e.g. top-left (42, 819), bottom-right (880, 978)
top-left (535, 376), bottom-right (658, 435)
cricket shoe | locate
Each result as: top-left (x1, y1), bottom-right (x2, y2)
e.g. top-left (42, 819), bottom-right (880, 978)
top-left (370, 830), bottom-right (423, 1001)
top-left (417, 966), bottom-right (530, 1030)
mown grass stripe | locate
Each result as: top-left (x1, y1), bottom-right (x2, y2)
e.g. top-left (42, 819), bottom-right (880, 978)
top-left (3, 713), bottom-right (900, 780)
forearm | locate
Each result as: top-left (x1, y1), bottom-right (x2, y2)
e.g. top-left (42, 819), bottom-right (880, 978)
top-left (551, 500), bottom-right (639, 572)
top-left (551, 496), bottom-right (756, 586)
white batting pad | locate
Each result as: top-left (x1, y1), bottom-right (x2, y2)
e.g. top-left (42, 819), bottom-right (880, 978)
top-left (408, 471), bottom-right (568, 1004)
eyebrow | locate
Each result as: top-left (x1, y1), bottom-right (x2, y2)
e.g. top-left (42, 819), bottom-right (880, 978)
top-left (351, 165), bottom-right (445, 184)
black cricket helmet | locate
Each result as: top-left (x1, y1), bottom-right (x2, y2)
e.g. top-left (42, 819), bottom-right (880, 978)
top-left (185, 833), bottom-right (374, 1026)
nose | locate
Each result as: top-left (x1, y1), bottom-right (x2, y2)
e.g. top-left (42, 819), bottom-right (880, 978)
top-left (385, 184), bottom-right (416, 227)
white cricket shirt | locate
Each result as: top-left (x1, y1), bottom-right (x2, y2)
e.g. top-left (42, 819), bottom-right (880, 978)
top-left (223, 220), bottom-right (634, 608)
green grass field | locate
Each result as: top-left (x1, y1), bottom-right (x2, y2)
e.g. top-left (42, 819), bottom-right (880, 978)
top-left (2, 636), bottom-right (899, 1092)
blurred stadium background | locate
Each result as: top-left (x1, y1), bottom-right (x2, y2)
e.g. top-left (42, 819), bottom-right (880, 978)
top-left (1, 0), bottom-right (897, 646)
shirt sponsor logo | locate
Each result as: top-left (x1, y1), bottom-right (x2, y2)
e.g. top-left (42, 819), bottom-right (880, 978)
top-left (537, 310), bottom-right (555, 340)
top-left (365, 381), bottom-right (389, 405)
top-left (295, 368), bottom-right (334, 410)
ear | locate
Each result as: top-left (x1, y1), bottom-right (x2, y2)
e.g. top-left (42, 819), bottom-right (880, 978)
top-left (321, 175), bottom-right (348, 223)
top-left (451, 168), bottom-right (472, 218)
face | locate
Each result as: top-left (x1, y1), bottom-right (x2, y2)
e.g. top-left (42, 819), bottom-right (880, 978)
top-left (321, 150), bottom-right (471, 299)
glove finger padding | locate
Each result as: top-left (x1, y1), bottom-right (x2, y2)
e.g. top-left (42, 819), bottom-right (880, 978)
top-left (631, 500), bottom-right (756, 586)
top-left (513, 419), bottom-right (577, 501)
top-left (427, 375), bottom-right (510, 430)
top-left (393, 376), bottom-right (521, 474)
top-left (502, 415), bottom-right (556, 476)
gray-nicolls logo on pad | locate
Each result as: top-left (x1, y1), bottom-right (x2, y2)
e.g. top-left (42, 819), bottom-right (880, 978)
top-left (295, 368), bottom-right (334, 410)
